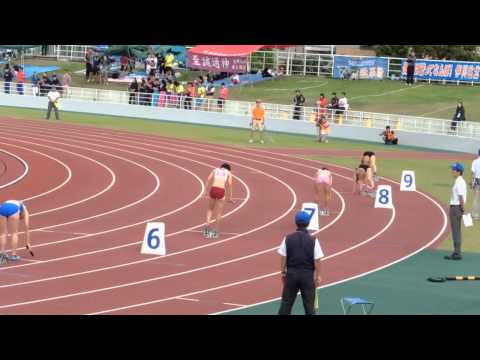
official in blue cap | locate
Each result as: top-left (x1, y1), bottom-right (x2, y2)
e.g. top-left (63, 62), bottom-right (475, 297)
top-left (277, 211), bottom-right (324, 315)
top-left (445, 162), bottom-right (467, 260)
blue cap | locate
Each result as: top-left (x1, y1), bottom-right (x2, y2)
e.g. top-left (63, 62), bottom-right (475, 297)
top-left (451, 162), bottom-right (464, 173)
top-left (295, 211), bottom-right (311, 226)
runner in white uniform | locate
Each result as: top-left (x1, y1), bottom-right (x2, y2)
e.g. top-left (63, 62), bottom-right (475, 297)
top-left (203, 163), bottom-right (233, 239)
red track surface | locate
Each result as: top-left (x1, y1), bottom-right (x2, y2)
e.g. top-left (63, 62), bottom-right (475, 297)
top-left (0, 117), bottom-right (449, 315)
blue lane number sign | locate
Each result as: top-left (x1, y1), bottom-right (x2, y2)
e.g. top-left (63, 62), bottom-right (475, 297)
top-left (301, 202), bottom-right (320, 231)
top-left (400, 170), bottom-right (416, 191)
top-left (374, 185), bottom-right (394, 209)
top-left (141, 222), bottom-right (166, 255)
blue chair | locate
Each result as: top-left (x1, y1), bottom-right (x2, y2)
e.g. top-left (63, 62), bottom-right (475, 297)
top-left (341, 297), bottom-right (375, 315)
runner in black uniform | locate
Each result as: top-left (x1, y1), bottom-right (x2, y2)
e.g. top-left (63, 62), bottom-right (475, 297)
top-left (362, 151), bottom-right (378, 180)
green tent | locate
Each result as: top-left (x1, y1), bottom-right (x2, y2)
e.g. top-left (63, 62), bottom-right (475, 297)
top-left (101, 45), bottom-right (150, 59)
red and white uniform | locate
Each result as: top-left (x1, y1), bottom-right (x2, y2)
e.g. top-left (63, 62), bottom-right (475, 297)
top-left (210, 168), bottom-right (230, 199)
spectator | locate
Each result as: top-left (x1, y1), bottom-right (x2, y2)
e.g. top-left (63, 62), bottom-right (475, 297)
top-left (184, 82), bottom-right (195, 110)
top-left (138, 78), bottom-right (147, 105)
top-left (206, 80), bottom-right (216, 109)
top-left (50, 73), bottom-right (62, 95)
top-left (146, 53), bottom-right (157, 77)
top-left (120, 55), bottom-right (129, 72)
top-left (451, 100), bottom-right (465, 133)
top-left (151, 79), bottom-right (160, 107)
top-left (406, 50), bottom-right (416, 86)
top-left (62, 72), bottom-right (72, 98)
top-left (379, 125), bottom-right (398, 145)
top-left (31, 72), bottom-right (40, 96)
top-left (328, 92), bottom-right (339, 120)
top-left (128, 78), bottom-right (138, 104)
top-left (164, 50), bottom-right (175, 76)
top-left (196, 81), bottom-right (207, 110)
top-left (157, 53), bottom-right (165, 75)
top-left (207, 80), bottom-right (215, 98)
top-left (262, 67), bottom-right (274, 78)
top-left (230, 73), bottom-right (240, 85)
top-left (15, 66), bottom-right (25, 95)
top-left (338, 92), bottom-right (349, 116)
top-left (175, 81), bottom-right (185, 108)
top-left (3, 64), bottom-right (13, 94)
top-left (218, 83), bottom-right (228, 111)
top-left (100, 56), bottom-right (111, 86)
top-left (317, 93), bottom-right (328, 118)
top-left (277, 211), bottom-right (324, 315)
top-left (293, 90), bottom-right (305, 120)
top-left (85, 48), bottom-right (94, 82)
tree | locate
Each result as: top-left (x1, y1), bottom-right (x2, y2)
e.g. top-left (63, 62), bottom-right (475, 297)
top-left (373, 45), bottom-right (479, 61)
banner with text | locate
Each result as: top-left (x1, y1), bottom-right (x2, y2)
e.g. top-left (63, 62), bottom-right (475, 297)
top-left (333, 56), bottom-right (388, 80)
top-left (401, 59), bottom-right (480, 83)
top-left (187, 53), bottom-right (248, 73)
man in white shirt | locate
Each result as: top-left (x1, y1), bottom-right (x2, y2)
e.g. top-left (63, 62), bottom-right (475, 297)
top-left (46, 87), bottom-right (61, 120)
top-left (338, 92), bottom-right (349, 122)
top-left (471, 150), bottom-right (480, 220)
top-left (445, 162), bottom-right (467, 260)
top-left (277, 211), bottom-right (324, 315)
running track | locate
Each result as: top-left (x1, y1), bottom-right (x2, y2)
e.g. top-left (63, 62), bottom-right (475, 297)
top-left (0, 117), bottom-right (449, 315)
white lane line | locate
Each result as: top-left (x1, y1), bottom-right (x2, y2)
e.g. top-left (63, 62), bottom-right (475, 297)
top-left (418, 105), bottom-right (453, 117)
top-left (20, 259), bottom-right (43, 263)
top-left (176, 297), bottom-right (200, 302)
top-left (223, 302), bottom-right (245, 307)
top-left (269, 81), bottom-right (329, 91)
top-left (0, 139), bottom-right (115, 217)
top-left (0, 148), bottom-right (29, 190)
top-left (0, 154), bottom-right (243, 275)
top-left (34, 229), bottom-right (91, 236)
top-left (349, 84), bottom-right (425, 100)
top-left (0, 125), bottom-right (345, 300)
top-left (0, 142), bottom-right (72, 204)
top-left (211, 153), bottom-right (448, 314)
top-left (88, 202), bottom-right (391, 315)
top-left (0, 129), bottom-right (170, 248)
top-left (187, 230), bottom-right (241, 236)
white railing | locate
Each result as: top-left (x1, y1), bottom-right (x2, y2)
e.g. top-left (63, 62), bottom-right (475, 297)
top-left (1, 80), bottom-right (479, 139)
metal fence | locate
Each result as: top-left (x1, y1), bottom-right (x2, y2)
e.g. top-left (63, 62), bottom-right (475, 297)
top-left (1, 80), bottom-right (479, 139)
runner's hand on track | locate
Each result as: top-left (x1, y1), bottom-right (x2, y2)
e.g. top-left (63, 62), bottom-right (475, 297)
top-left (315, 276), bottom-right (321, 287)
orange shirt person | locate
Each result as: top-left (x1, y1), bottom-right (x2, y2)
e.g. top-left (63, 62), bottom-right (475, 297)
top-left (250, 99), bottom-right (265, 144)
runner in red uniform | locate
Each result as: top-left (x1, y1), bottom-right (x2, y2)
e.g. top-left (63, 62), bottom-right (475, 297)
top-left (203, 163), bottom-right (233, 239)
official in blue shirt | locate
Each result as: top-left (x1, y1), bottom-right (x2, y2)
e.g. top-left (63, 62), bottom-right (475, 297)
top-left (277, 211), bottom-right (324, 315)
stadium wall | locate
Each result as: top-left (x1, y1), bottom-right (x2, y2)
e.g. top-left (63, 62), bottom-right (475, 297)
top-left (0, 93), bottom-right (478, 154)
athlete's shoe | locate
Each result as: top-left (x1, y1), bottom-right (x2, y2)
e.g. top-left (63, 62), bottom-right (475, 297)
top-left (0, 253), bottom-right (7, 265)
top-left (203, 227), bottom-right (210, 237)
top-left (368, 191), bottom-right (377, 199)
top-left (324, 209), bottom-right (330, 216)
top-left (360, 190), bottom-right (368, 196)
top-left (8, 255), bottom-right (20, 261)
top-left (209, 229), bottom-right (219, 239)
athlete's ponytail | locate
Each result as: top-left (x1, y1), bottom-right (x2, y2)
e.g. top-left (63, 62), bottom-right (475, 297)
top-left (221, 163), bottom-right (231, 171)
